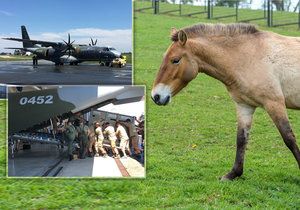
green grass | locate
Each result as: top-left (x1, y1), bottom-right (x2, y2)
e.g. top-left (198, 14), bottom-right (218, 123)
top-left (135, 1), bottom-right (300, 30)
top-left (0, 55), bottom-right (32, 61)
top-left (123, 52), bottom-right (132, 64)
top-left (133, 9), bottom-right (300, 208)
top-left (0, 4), bottom-right (300, 209)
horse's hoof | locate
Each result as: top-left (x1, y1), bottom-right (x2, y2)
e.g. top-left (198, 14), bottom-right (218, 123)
top-left (220, 171), bottom-right (240, 181)
top-left (220, 175), bottom-right (233, 181)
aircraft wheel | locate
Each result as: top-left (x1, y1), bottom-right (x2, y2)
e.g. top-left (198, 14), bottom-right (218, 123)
top-left (70, 62), bottom-right (74, 65)
top-left (105, 62), bottom-right (110, 67)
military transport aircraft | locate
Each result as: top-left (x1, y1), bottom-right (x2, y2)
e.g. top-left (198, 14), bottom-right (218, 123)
top-left (3, 26), bottom-right (122, 66)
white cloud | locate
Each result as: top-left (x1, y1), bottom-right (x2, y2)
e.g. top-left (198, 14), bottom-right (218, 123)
top-left (0, 27), bottom-right (132, 53)
top-left (0, 10), bottom-right (13, 16)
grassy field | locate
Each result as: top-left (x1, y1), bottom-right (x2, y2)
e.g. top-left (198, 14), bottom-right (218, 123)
top-left (135, 1), bottom-right (300, 30)
top-left (133, 6), bottom-right (300, 209)
top-left (0, 55), bottom-right (32, 61)
top-left (0, 4), bottom-right (299, 209)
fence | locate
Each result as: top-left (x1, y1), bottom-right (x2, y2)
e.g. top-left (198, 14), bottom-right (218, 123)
top-left (270, 0), bottom-right (300, 27)
top-left (134, 0), bottom-right (300, 29)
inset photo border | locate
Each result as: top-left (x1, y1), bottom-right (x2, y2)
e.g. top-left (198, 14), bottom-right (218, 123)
top-left (7, 85), bottom-right (145, 178)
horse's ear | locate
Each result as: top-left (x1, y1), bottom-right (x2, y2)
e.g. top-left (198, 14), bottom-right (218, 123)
top-left (178, 30), bottom-right (187, 46)
top-left (170, 27), bottom-right (178, 36)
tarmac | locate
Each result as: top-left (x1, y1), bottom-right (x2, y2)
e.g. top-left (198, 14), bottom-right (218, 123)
top-left (0, 60), bottom-right (132, 85)
top-left (8, 143), bottom-right (64, 177)
top-left (8, 143), bottom-right (145, 178)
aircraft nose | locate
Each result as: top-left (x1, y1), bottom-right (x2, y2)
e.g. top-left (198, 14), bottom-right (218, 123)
top-left (111, 50), bottom-right (121, 58)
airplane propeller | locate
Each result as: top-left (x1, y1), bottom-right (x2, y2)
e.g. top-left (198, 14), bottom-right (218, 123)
top-left (90, 37), bottom-right (97, 46)
top-left (62, 33), bottom-right (76, 56)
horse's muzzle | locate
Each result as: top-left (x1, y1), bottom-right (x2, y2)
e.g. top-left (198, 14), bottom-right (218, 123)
top-left (151, 94), bottom-right (170, 106)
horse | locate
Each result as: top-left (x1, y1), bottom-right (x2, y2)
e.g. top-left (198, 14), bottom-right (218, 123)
top-left (151, 23), bottom-right (300, 180)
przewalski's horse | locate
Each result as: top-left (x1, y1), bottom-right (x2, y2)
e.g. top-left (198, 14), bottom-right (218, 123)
top-left (151, 23), bottom-right (300, 180)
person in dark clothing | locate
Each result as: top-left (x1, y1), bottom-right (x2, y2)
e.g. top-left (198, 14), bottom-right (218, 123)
top-left (76, 120), bottom-right (89, 159)
top-left (32, 54), bottom-right (38, 66)
top-left (64, 120), bottom-right (77, 161)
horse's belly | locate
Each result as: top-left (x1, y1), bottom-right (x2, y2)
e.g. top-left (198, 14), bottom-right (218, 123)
top-left (280, 70), bottom-right (300, 109)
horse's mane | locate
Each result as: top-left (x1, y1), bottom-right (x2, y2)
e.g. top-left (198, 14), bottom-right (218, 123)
top-left (171, 23), bottom-right (259, 41)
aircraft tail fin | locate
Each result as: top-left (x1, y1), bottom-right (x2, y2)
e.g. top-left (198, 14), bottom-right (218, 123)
top-left (21, 25), bottom-right (34, 48)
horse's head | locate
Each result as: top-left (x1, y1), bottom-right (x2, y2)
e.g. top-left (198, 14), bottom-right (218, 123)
top-left (151, 28), bottom-right (199, 106)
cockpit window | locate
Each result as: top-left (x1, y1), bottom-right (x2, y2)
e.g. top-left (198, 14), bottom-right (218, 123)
top-left (109, 47), bottom-right (116, 51)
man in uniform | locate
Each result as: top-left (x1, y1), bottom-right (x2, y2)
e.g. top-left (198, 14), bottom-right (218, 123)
top-left (32, 54), bottom-right (38, 66)
top-left (103, 122), bottom-right (120, 158)
top-left (115, 121), bottom-right (130, 158)
top-left (124, 118), bottom-right (141, 155)
top-left (87, 122), bottom-right (96, 157)
top-left (64, 119), bottom-right (77, 161)
top-left (94, 122), bottom-right (108, 157)
top-left (76, 119), bottom-right (89, 159)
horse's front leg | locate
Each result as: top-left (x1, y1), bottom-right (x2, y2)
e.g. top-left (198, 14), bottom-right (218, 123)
top-left (221, 103), bottom-right (256, 181)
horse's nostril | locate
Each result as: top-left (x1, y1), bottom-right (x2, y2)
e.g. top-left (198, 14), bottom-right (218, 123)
top-left (165, 95), bottom-right (170, 104)
top-left (154, 94), bottom-right (160, 102)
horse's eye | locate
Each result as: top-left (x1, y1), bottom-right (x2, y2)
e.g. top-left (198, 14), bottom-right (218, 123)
top-left (171, 58), bottom-right (181, 65)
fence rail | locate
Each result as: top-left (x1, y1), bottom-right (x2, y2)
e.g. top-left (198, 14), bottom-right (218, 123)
top-left (134, 0), bottom-right (300, 29)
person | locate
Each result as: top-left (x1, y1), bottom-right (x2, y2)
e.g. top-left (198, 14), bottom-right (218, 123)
top-left (103, 122), bottom-right (120, 158)
top-left (124, 118), bottom-right (141, 155)
top-left (76, 119), bottom-right (89, 159)
top-left (94, 122), bottom-right (107, 157)
top-left (32, 54), bottom-right (38, 66)
top-left (64, 120), bottom-right (77, 161)
top-left (87, 122), bottom-right (96, 157)
top-left (115, 121), bottom-right (130, 158)
top-left (136, 120), bottom-right (144, 140)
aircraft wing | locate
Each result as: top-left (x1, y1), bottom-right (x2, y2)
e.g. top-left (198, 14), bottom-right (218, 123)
top-left (3, 37), bottom-right (63, 48)
top-left (4, 47), bottom-right (26, 50)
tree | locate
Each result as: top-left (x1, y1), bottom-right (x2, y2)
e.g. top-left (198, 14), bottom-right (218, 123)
top-left (215, 0), bottom-right (240, 7)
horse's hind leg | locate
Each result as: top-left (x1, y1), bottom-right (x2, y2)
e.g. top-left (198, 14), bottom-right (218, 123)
top-left (264, 101), bottom-right (300, 168)
top-left (221, 103), bottom-right (256, 181)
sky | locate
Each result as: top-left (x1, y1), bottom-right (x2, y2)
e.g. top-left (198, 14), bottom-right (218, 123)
top-left (0, 0), bottom-right (132, 52)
